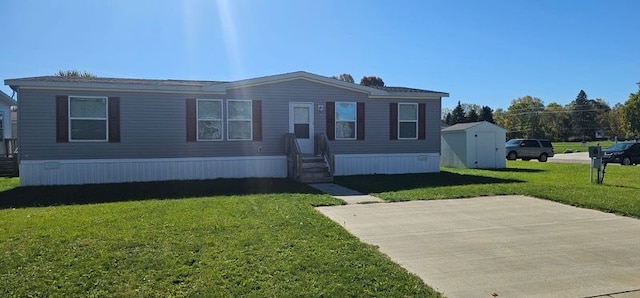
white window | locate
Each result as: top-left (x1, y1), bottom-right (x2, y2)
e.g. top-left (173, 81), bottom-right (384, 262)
top-left (227, 100), bottom-right (252, 140)
top-left (197, 100), bottom-right (223, 141)
top-left (398, 103), bottom-right (418, 139)
top-left (69, 96), bottom-right (108, 141)
top-left (335, 102), bottom-right (356, 140)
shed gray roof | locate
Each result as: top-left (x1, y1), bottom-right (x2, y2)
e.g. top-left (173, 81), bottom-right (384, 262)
top-left (441, 121), bottom-right (506, 132)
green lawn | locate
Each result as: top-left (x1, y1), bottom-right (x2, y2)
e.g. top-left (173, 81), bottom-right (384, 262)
top-left (552, 141), bottom-right (615, 153)
top-left (0, 178), bottom-right (440, 297)
top-left (336, 161), bottom-right (640, 218)
top-left (3, 161), bottom-right (639, 296)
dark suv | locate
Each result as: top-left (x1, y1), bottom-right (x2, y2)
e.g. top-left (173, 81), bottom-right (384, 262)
top-left (602, 142), bottom-right (640, 165)
top-left (506, 139), bottom-right (555, 162)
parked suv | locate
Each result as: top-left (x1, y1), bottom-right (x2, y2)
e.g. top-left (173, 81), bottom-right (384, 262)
top-left (602, 142), bottom-right (640, 165)
top-left (506, 139), bottom-right (554, 162)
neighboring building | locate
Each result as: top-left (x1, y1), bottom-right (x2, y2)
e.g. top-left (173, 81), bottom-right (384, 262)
top-left (441, 121), bottom-right (506, 169)
top-left (1, 91), bottom-right (17, 156)
top-left (5, 71), bottom-right (448, 186)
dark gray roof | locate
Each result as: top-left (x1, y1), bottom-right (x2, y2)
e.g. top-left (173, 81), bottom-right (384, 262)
top-left (373, 86), bottom-right (444, 94)
top-left (6, 72), bottom-right (449, 97)
top-left (9, 76), bottom-right (226, 87)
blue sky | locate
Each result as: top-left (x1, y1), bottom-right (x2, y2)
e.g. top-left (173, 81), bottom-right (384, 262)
top-left (1, 0), bottom-right (638, 111)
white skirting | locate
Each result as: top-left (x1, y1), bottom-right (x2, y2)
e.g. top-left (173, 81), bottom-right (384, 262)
top-left (19, 156), bottom-right (287, 186)
top-left (334, 153), bottom-right (440, 176)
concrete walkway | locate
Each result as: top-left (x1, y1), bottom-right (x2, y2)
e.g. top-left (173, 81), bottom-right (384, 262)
top-left (316, 195), bottom-right (640, 297)
top-left (309, 183), bottom-right (383, 204)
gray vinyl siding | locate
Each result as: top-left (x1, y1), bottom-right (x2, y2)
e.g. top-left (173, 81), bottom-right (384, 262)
top-left (17, 79), bottom-right (442, 161)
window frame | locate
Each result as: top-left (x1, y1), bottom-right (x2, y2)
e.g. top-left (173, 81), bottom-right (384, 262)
top-left (68, 96), bottom-right (109, 142)
top-left (226, 99), bottom-right (253, 141)
top-left (397, 103), bottom-right (418, 140)
top-left (196, 99), bottom-right (224, 141)
top-left (335, 101), bottom-right (357, 140)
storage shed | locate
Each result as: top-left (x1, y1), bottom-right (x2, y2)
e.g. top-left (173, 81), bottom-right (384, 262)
top-left (441, 121), bottom-right (506, 169)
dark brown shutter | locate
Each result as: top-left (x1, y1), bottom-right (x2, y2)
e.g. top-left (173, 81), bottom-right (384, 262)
top-left (389, 103), bottom-right (398, 140)
top-left (56, 95), bottom-right (69, 143)
top-left (357, 102), bottom-right (365, 140)
top-left (418, 103), bottom-right (426, 140)
top-left (326, 101), bottom-right (335, 140)
top-left (108, 97), bottom-right (120, 142)
top-left (186, 98), bottom-right (197, 142)
top-left (252, 100), bottom-right (262, 141)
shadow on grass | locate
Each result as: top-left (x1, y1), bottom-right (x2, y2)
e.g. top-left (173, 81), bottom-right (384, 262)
top-left (480, 167), bottom-right (545, 173)
top-left (335, 172), bottom-right (523, 194)
top-left (0, 178), bottom-right (322, 209)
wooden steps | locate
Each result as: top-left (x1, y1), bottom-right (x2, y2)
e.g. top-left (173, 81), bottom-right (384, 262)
top-left (298, 155), bottom-right (333, 183)
top-left (0, 157), bottom-right (18, 177)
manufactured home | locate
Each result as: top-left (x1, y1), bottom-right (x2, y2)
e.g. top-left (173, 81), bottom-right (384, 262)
top-left (5, 71), bottom-right (448, 186)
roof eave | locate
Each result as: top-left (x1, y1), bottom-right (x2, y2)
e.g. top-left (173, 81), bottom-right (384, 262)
top-left (5, 79), bottom-right (226, 94)
top-left (207, 71), bottom-right (388, 96)
top-left (0, 91), bottom-right (17, 105)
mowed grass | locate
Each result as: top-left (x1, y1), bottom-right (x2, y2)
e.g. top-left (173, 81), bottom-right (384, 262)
top-left (0, 179), bottom-right (440, 297)
top-left (553, 140), bottom-right (615, 153)
top-left (336, 161), bottom-right (640, 218)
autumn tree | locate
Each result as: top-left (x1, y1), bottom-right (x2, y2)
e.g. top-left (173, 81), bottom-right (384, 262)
top-left (332, 73), bottom-right (354, 83)
top-left (539, 103), bottom-right (571, 141)
top-left (504, 96), bottom-right (545, 138)
top-left (623, 86), bottom-right (640, 137)
top-left (359, 76), bottom-right (384, 87)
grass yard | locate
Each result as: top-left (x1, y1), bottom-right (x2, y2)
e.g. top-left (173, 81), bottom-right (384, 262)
top-left (336, 161), bottom-right (640, 218)
top-left (552, 140), bottom-right (615, 154)
top-left (0, 179), bottom-right (440, 297)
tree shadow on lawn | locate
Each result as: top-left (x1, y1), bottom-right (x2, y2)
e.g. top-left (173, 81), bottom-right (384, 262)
top-left (480, 167), bottom-right (545, 173)
top-left (334, 171), bottom-right (523, 193)
top-left (0, 178), bottom-right (322, 209)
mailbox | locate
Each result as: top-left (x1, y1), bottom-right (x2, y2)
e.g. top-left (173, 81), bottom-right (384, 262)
top-left (588, 146), bottom-right (602, 158)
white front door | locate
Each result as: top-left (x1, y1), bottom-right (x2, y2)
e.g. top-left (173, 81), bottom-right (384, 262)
top-left (289, 102), bottom-right (314, 154)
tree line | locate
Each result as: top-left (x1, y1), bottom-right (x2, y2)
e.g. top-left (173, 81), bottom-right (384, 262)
top-left (443, 87), bottom-right (640, 142)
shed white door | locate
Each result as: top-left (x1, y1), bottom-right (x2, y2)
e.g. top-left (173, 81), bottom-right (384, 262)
top-left (289, 102), bottom-right (314, 154)
top-left (474, 132), bottom-right (497, 168)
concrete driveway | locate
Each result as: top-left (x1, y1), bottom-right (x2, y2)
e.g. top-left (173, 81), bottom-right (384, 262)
top-left (549, 152), bottom-right (591, 164)
top-left (316, 196), bottom-right (640, 297)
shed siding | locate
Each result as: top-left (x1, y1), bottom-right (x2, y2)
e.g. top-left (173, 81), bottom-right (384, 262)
top-left (18, 79), bottom-right (442, 161)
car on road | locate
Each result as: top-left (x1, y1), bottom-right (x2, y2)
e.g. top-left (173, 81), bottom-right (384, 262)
top-left (506, 139), bottom-right (555, 162)
top-left (602, 142), bottom-right (640, 165)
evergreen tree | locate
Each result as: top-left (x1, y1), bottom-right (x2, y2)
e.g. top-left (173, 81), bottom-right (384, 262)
top-left (451, 101), bottom-right (466, 124)
top-left (479, 106), bottom-right (494, 123)
top-left (569, 90), bottom-right (597, 140)
top-left (466, 109), bottom-right (479, 122)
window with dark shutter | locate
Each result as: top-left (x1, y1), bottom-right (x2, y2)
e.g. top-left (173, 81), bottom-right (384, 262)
top-left (326, 101), bottom-right (335, 140)
top-left (418, 103), bottom-right (426, 140)
top-left (389, 103), bottom-right (398, 140)
top-left (56, 95), bottom-right (69, 143)
top-left (108, 97), bottom-right (120, 142)
top-left (357, 102), bottom-right (365, 140)
top-left (252, 100), bottom-right (262, 141)
top-left (186, 98), bottom-right (197, 142)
